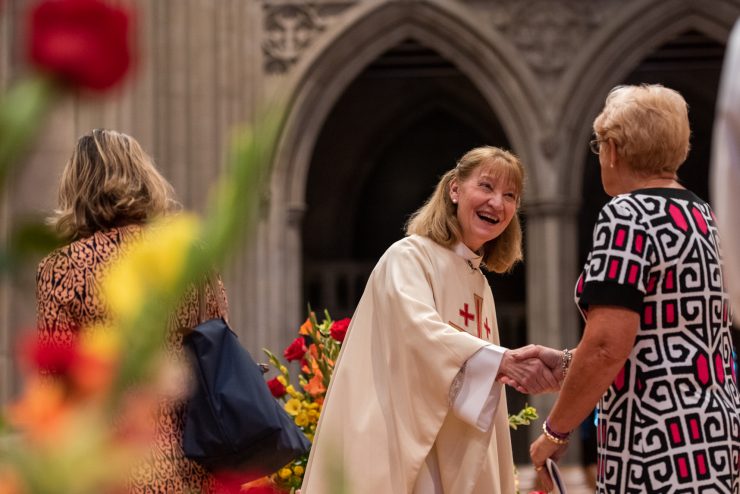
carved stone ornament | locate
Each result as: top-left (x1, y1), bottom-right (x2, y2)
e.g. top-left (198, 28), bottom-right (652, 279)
top-left (489, 0), bottom-right (618, 75)
top-left (263, 4), bottom-right (325, 73)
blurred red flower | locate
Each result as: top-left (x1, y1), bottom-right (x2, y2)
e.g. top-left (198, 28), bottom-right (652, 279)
top-left (283, 337), bottom-right (307, 362)
top-left (22, 334), bottom-right (79, 376)
top-left (28, 0), bottom-right (133, 90)
top-left (329, 317), bottom-right (350, 343)
top-left (266, 377), bottom-right (286, 398)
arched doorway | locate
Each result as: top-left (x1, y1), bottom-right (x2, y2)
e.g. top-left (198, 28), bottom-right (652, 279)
top-left (300, 37), bottom-right (531, 459)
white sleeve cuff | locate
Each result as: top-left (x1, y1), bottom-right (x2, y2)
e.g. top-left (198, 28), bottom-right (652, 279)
top-left (451, 344), bottom-right (506, 432)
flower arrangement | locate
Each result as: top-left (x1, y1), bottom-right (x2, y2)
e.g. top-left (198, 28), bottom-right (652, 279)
top-left (260, 309), bottom-right (348, 492)
top-left (257, 309), bottom-right (538, 493)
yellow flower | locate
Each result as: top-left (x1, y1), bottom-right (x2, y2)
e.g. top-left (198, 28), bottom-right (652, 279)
top-left (305, 432), bottom-right (314, 442)
top-left (293, 465), bottom-right (305, 476)
top-left (279, 365), bottom-right (288, 374)
top-left (278, 468), bottom-right (292, 480)
top-left (285, 385), bottom-right (303, 399)
top-left (276, 375), bottom-right (287, 386)
top-left (295, 412), bottom-right (309, 427)
top-left (102, 215), bottom-right (200, 320)
top-left (284, 399), bottom-right (301, 416)
top-left (307, 409), bottom-right (319, 421)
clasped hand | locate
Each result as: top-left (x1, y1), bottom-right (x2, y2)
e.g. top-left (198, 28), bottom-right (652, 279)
top-left (496, 345), bottom-right (563, 394)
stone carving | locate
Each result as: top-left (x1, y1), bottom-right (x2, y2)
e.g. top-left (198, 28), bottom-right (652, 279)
top-left (486, 0), bottom-right (623, 75)
top-left (262, 2), bottom-right (356, 74)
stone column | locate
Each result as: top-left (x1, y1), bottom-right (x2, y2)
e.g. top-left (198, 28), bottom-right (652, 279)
top-left (524, 199), bottom-right (582, 461)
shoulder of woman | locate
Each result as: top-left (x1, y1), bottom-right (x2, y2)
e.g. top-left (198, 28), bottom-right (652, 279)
top-left (601, 195), bottom-right (643, 221)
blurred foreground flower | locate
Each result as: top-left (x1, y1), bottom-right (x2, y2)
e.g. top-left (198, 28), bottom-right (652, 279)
top-left (0, 1), bottom-right (284, 491)
top-left (102, 215), bottom-right (200, 322)
top-left (28, 0), bottom-right (132, 91)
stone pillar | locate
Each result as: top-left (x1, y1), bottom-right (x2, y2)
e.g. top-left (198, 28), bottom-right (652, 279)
top-left (525, 199), bottom-right (582, 461)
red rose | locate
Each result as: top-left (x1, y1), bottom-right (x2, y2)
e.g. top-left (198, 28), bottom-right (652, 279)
top-left (283, 336), bottom-right (307, 362)
top-left (21, 332), bottom-right (79, 376)
top-left (28, 0), bottom-right (133, 90)
top-left (266, 377), bottom-right (286, 398)
top-left (329, 318), bottom-right (350, 342)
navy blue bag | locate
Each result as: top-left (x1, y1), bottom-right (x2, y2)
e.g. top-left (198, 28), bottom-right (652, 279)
top-left (182, 284), bottom-right (310, 475)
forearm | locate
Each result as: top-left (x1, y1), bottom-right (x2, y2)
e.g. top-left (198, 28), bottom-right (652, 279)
top-left (546, 343), bottom-right (625, 433)
top-left (546, 307), bottom-right (639, 434)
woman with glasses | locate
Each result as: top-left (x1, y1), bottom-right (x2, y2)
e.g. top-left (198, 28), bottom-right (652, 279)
top-left (530, 84), bottom-right (740, 493)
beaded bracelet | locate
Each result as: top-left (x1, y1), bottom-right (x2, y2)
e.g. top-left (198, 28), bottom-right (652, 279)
top-left (542, 419), bottom-right (570, 446)
top-left (561, 348), bottom-right (573, 378)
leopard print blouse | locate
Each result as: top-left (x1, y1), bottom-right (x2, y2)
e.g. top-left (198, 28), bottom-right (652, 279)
top-left (36, 224), bottom-right (229, 493)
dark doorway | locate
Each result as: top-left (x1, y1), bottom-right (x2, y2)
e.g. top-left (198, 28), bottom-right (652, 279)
top-left (302, 39), bottom-right (522, 319)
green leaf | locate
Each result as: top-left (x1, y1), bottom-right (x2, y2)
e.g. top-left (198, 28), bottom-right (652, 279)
top-left (0, 77), bottom-right (57, 190)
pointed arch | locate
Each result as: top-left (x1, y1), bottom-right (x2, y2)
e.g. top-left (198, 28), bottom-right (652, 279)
top-left (271, 0), bottom-right (545, 210)
top-left (555, 0), bottom-right (739, 199)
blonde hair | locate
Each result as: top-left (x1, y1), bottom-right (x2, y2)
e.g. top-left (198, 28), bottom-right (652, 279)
top-left (405, 146), bottom-right (524, 273)
top-left (50, 129), bottom-right (179, 239)
top-left (593, 84), bottom-right (691, 176)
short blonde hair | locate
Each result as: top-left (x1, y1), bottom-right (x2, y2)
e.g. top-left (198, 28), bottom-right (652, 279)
top-left (405, 146), bottom-right (524, 273)
top-left (50, 129), bottom-right (179, 239)
top-left (593, 84), bottom-right (690, 176)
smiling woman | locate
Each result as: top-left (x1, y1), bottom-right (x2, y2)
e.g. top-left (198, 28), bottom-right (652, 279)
top-left (449, 151), bottom-right (520, 253)
top-left (300, 146), bottom-right (563, 494)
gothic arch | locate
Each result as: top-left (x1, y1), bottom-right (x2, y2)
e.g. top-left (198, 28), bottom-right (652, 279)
top-left (260, 0), bottom-right (549, 337)
top-left (272, 0), bottom-right (546, 212)
top-left (555, 0), bottom-right (739, 200)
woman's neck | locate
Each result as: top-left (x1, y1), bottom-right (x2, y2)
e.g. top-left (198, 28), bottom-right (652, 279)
top-left (617, 173), bottom-right (683, 195)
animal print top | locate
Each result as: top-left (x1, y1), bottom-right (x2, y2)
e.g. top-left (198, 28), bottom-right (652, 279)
top-left (36, 224), bottom-right (229, 493)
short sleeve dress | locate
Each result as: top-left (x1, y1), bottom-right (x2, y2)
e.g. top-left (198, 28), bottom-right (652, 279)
top-left (575, 188), bottom-right (740, 493)
top-left (36, 224), bottom-right (229, 493)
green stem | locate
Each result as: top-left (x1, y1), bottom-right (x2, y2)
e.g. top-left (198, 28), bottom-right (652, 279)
top-left (0, 76), bottom-right (57, 190)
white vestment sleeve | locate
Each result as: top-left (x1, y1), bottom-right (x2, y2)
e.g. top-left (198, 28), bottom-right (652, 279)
top-left (451, 344), bottom-right (506, 432)
top-left (712, 20), bottom-right (740, 310)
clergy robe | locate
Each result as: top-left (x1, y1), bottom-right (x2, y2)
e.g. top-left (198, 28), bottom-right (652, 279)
top-left (712, 19), bottom-right (740, 310)
top-left (301, 234), bottom-right (516, 494)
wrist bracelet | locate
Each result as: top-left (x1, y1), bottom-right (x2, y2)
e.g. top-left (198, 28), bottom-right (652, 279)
top-left (561, 348), bottom-right (573, 377)
top-left (542, 419), bottom-right (570, 445)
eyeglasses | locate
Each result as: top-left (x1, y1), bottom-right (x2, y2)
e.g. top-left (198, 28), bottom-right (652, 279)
top-left (589, 137), bottom-right (604, 155)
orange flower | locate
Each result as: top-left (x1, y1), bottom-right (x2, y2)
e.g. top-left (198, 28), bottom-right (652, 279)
top-left (299, 318), bottom-right (312, 336)
top-left (6, 377), bottom-right (71, 443)
top-left (0, 466), bottom-right (25, 494)
top-left (304, 374), bottom-right (326, 397)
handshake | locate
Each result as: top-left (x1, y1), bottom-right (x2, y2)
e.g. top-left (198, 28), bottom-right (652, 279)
top-left (496, 345), bottom-right (565, 394)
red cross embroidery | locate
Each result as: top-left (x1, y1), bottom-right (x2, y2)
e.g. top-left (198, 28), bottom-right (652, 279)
top-left (459, 303), bottom-right (475, 327)
top-left (484, 318), bottom-right (491, 339)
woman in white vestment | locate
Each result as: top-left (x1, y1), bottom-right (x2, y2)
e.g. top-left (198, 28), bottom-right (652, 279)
top-left (301, 146), bottom-right (565, 494)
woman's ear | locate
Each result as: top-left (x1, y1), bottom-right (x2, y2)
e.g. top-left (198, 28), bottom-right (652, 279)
top-left (449, 179), bottom-right (459, 204)
top-left (608, 139), bottom-right (619, 168)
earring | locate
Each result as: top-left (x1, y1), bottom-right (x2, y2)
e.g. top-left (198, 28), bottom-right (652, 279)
top-left (452, 198), bottom-right (457, 204)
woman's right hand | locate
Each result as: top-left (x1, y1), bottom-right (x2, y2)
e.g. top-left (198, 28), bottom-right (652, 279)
top-left (497, 346), bottom-right (561, 394)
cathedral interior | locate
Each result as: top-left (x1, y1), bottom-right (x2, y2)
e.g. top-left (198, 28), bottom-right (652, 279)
top-left (1, 0), bottom-right (738, 473)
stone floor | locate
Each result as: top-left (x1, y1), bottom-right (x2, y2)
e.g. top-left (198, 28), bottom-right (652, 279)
top-left (516, 464), bottom-right (597, 493)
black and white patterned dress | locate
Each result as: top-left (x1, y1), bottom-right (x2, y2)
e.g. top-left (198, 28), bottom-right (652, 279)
top-left (575, 188), bottom-right (740, 493)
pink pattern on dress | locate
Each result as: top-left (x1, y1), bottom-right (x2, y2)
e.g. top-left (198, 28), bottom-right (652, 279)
top-left (696, 353), bottom-right (710, 385)
top-left (691, 206), bottom-right (708, 235)
top-left (715, 352), bottom-right (726, 384)
top-left (669, 204), bottom-right (688, 231)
